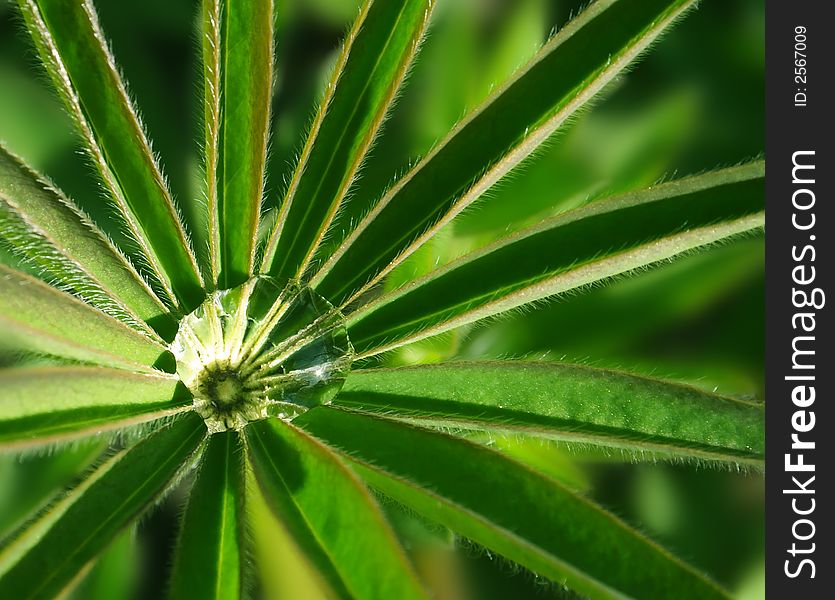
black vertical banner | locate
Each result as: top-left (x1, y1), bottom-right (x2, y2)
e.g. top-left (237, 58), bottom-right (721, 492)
top-left (766, 1), bottom-right (833, 597)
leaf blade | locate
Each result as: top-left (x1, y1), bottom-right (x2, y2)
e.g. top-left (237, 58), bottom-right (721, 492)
top-left (0, 264), bottom-right (167, 370)
top-left (212, 0), bottom-right (274, 288)
top-left (260, 0), bottom-right (433, 281)
top-left (298, 408), bottom-right (729, 600)
top-left (246, 419), bottom-right (428, 600)
top-left (0, 144), bottom-right (175, 338)
top-left (0, 366), bottom-right (190, 448)
top-left (337, 362), bottom-right (764, 466)
top-left (347, 163), bottom-right (765, 356)
top-left (201, 0), bottom-right (223, 284)
top-left (169, 431), bottom-right (244, 600)
top-left (18, 0), bottom-right (204, 308)
top-left (0, 441), bottom-right (105, 540)
top-left (311, 0), bottom-right (697, 304)
top-left (0, 413), bottom-right (206, 600)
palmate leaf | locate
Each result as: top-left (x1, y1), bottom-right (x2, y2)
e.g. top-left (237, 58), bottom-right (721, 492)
top-left (0, 145), bottom-right (173, 338)
top-left (202, 0), bottom-right (275, 288)
top-left (0, 0), bottom-right (765, 597)
top-left (347, 162), bottom-right (764, 357)
top-left (0, 413), bottom-right (205, 600)
top-left (337, 362), bottom-right (764, 466)
top-left (260, 0), bottom-right (434, 282)
top-left (17, 0), bottom-right (204, 309)
top-left (298, 408), bottom-right (730, 600)
top-left (0, 264), bottom-right (167, 371)
top-left (169, 431), bottom-right (245, 600)
top-left (0, 366), bottom-right (190, 448)
top-left (246, 419), bottom-right (428, 600)
top-left (310, 0), bottom-right (697, 306)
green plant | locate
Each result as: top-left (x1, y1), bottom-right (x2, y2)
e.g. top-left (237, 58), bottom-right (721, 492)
top-left (0, 0), bottom-right (764, 598)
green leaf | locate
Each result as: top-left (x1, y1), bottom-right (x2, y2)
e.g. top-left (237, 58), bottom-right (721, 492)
top-left (311, 0), bottom-right (697, 305)
top-left (201, 0), bottom-right (223, 284)
top-left (298, 408), bottom-right (729, 600)
top-left (0, 264), bottom-right (167, 370)
top-left (0, 441), bottom-right (104, 539)
top-left (18, 0), bottom-right (204, 308)
top-left (0, 144), bottom-right (175, 338)
top-left (485, 434), bottom-right (591, 491)
top-left (260, 0), bottom-right (433, 281)
top-left (347, 163), bottom-right (764, 356)
top-left (247, 472), bottom-right (336, 600)
top-left (459, 237), bottom-right (764, 365)
top-left (337, 362), bottom-right (764, 466)
top-left (169, 431), bottom-right (244, 600)
top-left (246, 419), bottom-right (428, 600)
top-left (204, 0), bottom-right (274, 288)
top-left (0, 413), bottom-right (205, 600)
top-left (69, 529), bottom-right (138, 600)
top-left (0, 366), bottom-right (190, 448)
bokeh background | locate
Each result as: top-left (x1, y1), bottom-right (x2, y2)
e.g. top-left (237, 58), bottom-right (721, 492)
top-left (0, 0), bottom-right (764, 598)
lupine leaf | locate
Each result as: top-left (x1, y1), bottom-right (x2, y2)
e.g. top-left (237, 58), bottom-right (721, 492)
top-left (70, 530), bottom-right (138, 600)
top-left (0, 413), bottom-right (205, 600)
top-left (337, 362), bottom-right (764, 466)
top-left (0, 264), bottom-right (167, 370)
top-left (458, 237), bottom-right (764, 363)
top-left (247, 472), bottom-right (336, 599)
top-left (0, 1), bottom-right (766, 598)
top-left (17, 0), bottom-right (204, 309)
top-left (201, 0), bottom-right (223, 284)
top-left (261, 0), bottom-right (433, 281)
top-left (0, 367), bottom-right (190, 448)
top-left (0, 144), bottom-right (175, 338)
top-left (311, 0), bottom-right (697, 305)
top-left (169, 431), bottom-right (244, 600)
top-left (347, 163), bottom-right (764, 356)
top-left (0, 441), bottom-right (104, 539)
top-left (298, 408), bottom-right (730, 600)
top-left (206, 0), bottom-right (274, 288)
top-left (246, 419), bottom-right (428, 600)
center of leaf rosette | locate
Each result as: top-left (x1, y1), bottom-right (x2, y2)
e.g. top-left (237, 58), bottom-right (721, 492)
top-left (170, 277), bottom-right (353, 433)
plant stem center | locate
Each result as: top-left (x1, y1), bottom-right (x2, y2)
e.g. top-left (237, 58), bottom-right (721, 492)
top-left (199, 363), bottom-right (246, 409)
top-left (170, 276), bottom-right (353, 433)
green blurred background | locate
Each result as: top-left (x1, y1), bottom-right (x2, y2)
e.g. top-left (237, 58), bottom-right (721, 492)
top-left (0, 0), bottom-right (764, 598)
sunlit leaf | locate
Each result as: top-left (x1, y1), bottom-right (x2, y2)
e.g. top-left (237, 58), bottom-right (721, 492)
top-left (347, 163), bottom-right (764, 356)
top-left (261, 0), bottom-right (433, 281)
top-left (0, 145), bottom-right (172, 337)
top-left (0, 366), bottom-right (189, 448)
top-left (203, 0), bottom-right (274, 288)
top-left (0, 413), bottom-right (205, 600)
top-left (169, 431), bottom-right (244, 600)
top-left (311, 0), bottom-right (697, 305)
top-left (18, 0), bottom-right (204, 308)
top-left (299, 408), bottom-right (730, 600)
top-left (247, 419), bottom-right (428, 600)
top-left (338, 361), bottom-right (764, 466)
top-left (0, 264), bottom-right (167, 370)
